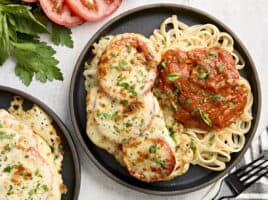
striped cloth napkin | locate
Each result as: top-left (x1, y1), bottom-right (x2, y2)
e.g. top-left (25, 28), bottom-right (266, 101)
top-left (231, 128), bottom-right (268, 200)
top-left (202, 128), bottom-right (268, 200)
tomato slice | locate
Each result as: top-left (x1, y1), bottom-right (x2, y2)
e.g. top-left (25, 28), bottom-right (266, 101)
top-left (39, 0), bottom-right (84, 27)
top-left (65, 0), bottom-right (122, 22)
top-left (22, 0), bottom-right (38, 2)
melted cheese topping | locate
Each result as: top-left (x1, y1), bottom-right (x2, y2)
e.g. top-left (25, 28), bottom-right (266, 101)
top-left (0, 146), bottom-right (52, 200)
top-left (98, 33), bottom-right (159, 102)
top-left (94, 89), bottom-right (155, 143)
top-left (0, 97), bottom-right (66, 199)
top-left (84, 34), bottom-right (193, 182)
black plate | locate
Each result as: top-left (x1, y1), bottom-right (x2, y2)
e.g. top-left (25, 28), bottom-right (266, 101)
top-left (70, 4), bottom-right (261, 195)
top-left (0, 86), bottom-right (81, 199)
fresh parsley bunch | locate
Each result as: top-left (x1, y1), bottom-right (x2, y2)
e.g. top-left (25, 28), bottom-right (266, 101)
top-left (0, 0), bottom-right (73, 85)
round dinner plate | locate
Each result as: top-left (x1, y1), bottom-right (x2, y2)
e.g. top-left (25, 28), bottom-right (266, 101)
top-left (70, 4), bottom-right (261, 195)
top-left (0, 86), bottom-right (81, 200)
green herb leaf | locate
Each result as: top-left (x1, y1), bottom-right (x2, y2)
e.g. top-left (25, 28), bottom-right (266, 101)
top-left (0, 133), bottom-right (15, 140)
top-left (198, 72), bottom-right (210, 79)
top-left (217, 65), bottom-right (224, 72)
top-left (42, 184), bottom-right (48, 192)
top-left (209, 50), bottom-right (217, 56)
top-left (160, 60), bottom-right (166, 68)
top-left (12, 39), bottom-right (63, 85)
top-left (185, 99), bottom-right (192, 105)
top-left (0, 14), bottom-right (10, 65)
top-left (221, 97), bottom-right (227, 103)
top-left (151, 158), bottom-right (168, 169)
top-left (119, 60), bottom-right (128, 69)
top-left (208, 134), bottom-right (215, 144)
top-left (199, 109), bottom-right (212, 126)
top-left (210, 95), bottom-right (220, 102)
top-left (191, 107), bottom-right (199, 116)
top-left (0, 0), bottom-right (19, 5)
top-left (51, 23), bottom-right (73, 48)
top-left (229, 102), bottom-right (235, 108)
top-left (118, 82), bottom-right (137, 96)
top-left (121, 99), bottom-right (128, 105)
top-left (3, 165), bottom-right (14, 173)
top-left (1, 4), bottom-right (48, 35)
top-left (166, 73), bottom-right (180, 81)
top-left (197, 65), bottom-right (204, 72)
top-left (168, 126), bottom-right (177, 143)
top-left (149, 144), bottom-right (157, 153)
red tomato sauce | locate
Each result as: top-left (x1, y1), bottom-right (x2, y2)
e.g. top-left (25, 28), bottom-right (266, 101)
top-left (157, 47), bottom-right (248, 130)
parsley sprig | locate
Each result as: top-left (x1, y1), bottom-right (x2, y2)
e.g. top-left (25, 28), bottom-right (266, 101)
top-left (0, 1), bottom-right (74, 85)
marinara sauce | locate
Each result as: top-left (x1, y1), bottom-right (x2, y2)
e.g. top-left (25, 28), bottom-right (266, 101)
top-left (157, 47), bottom-right (248, 130)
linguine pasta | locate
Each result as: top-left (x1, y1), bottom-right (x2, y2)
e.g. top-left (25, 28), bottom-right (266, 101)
top-left (150, 15), bottom-right (253, 171)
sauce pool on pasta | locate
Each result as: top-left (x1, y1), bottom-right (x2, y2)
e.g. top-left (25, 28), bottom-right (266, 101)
top-left (157, 47), bottom-right (248, 130)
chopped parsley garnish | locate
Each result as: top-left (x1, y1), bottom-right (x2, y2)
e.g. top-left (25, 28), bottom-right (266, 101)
top-left (217, 65), bottom-right (224, 72)
top-left (4, 143), bottom-right (16, 151)
top-left (137, 56), bottom-right (145, 61)
top-left (160, 61), bottom-right (166, 68)
top-left (119, 60), bottom-right (128, 69)
top-left (229, 102), bottom-right (235, 108)
top-left (6, 185), bottom-right (13, 195)
top-left (198, 72), bottom-right (210, 79)
top-left (191, 107), bottom-right (199, 116)
top-left (0, 133), bottom-right (15, 140)
top-left (42, 184), bottom-right (48, 191)
top-left (166, 73), bottom-right (180, 81)
top-left (149, 144), bottom-right (157, 153)
top-left (125, 122), bottom-right (132, 128)
top-left (118, 82), bottom-right (137, 96)
top-left (210, 95), bottom-right (220, 102)
top-left (185, 99), bottom-right (192, 105)
top-left (221, 97), bottom-right (227, 103)
top-left (121, 99), bottom-right (128, 105)
top-left (168, 127), bottom-right (177, 143)
top-left (140, 119), bottom-right (145, 127)
top-left (151, 158), bottom-right (168, 169)
top-left (3, 165), bottom-right (14, 173)
top-left (209, 50), bottom-right (217, 56)
top-left (199, 109), bottom-right (212, 126)
top-left (197, 65), bottom-right (204, 72)
top-left (35, 170), bottom-right (43, 178)
top-left (208, 134), bottom-right (215, 145)
top-left (111, 54), bottom-right (117, 59)
top-left (171, 101), bottom-right (178, 111)
top-left (127, 47), bottom-right (131, 54)
top-left (96, 111), bottom-right (118, 120)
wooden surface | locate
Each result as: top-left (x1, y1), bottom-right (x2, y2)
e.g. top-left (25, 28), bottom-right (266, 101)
top-left (0, 0), bottom-right (267, 199)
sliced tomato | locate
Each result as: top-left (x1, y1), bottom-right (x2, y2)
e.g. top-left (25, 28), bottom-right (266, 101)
top-left (22, 0), bottom-right (38, 2)
top-left (65, 0), bottom-right (122, 22)
top-left (39, 0), bottom-right (84, 27)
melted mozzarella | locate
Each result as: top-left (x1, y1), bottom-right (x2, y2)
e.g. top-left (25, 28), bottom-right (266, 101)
top-left (0, 147), bottom-right (52, 200)
top-left (94, 89), bottom-right (155, 143)
top-left (86, 87), bottom-right (125, 165)
top-left (98, 33), bottom-right (159, 102)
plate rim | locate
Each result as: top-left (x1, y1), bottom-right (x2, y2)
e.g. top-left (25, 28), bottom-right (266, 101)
top-left (0, 85), bottom-right (81, 200)
top-left (69, 3), bottom-right (261, 195)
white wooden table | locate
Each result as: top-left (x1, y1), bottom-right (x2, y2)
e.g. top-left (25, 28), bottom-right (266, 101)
top-left (1, 0), bottom-right (267, 199)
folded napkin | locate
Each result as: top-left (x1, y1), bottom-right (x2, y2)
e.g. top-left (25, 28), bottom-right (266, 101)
top-left (201, 128), bottom-right (268, 200)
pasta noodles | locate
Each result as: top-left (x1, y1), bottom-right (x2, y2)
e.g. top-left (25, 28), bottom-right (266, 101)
top-left (150, 15), bottom-right (253, 171)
